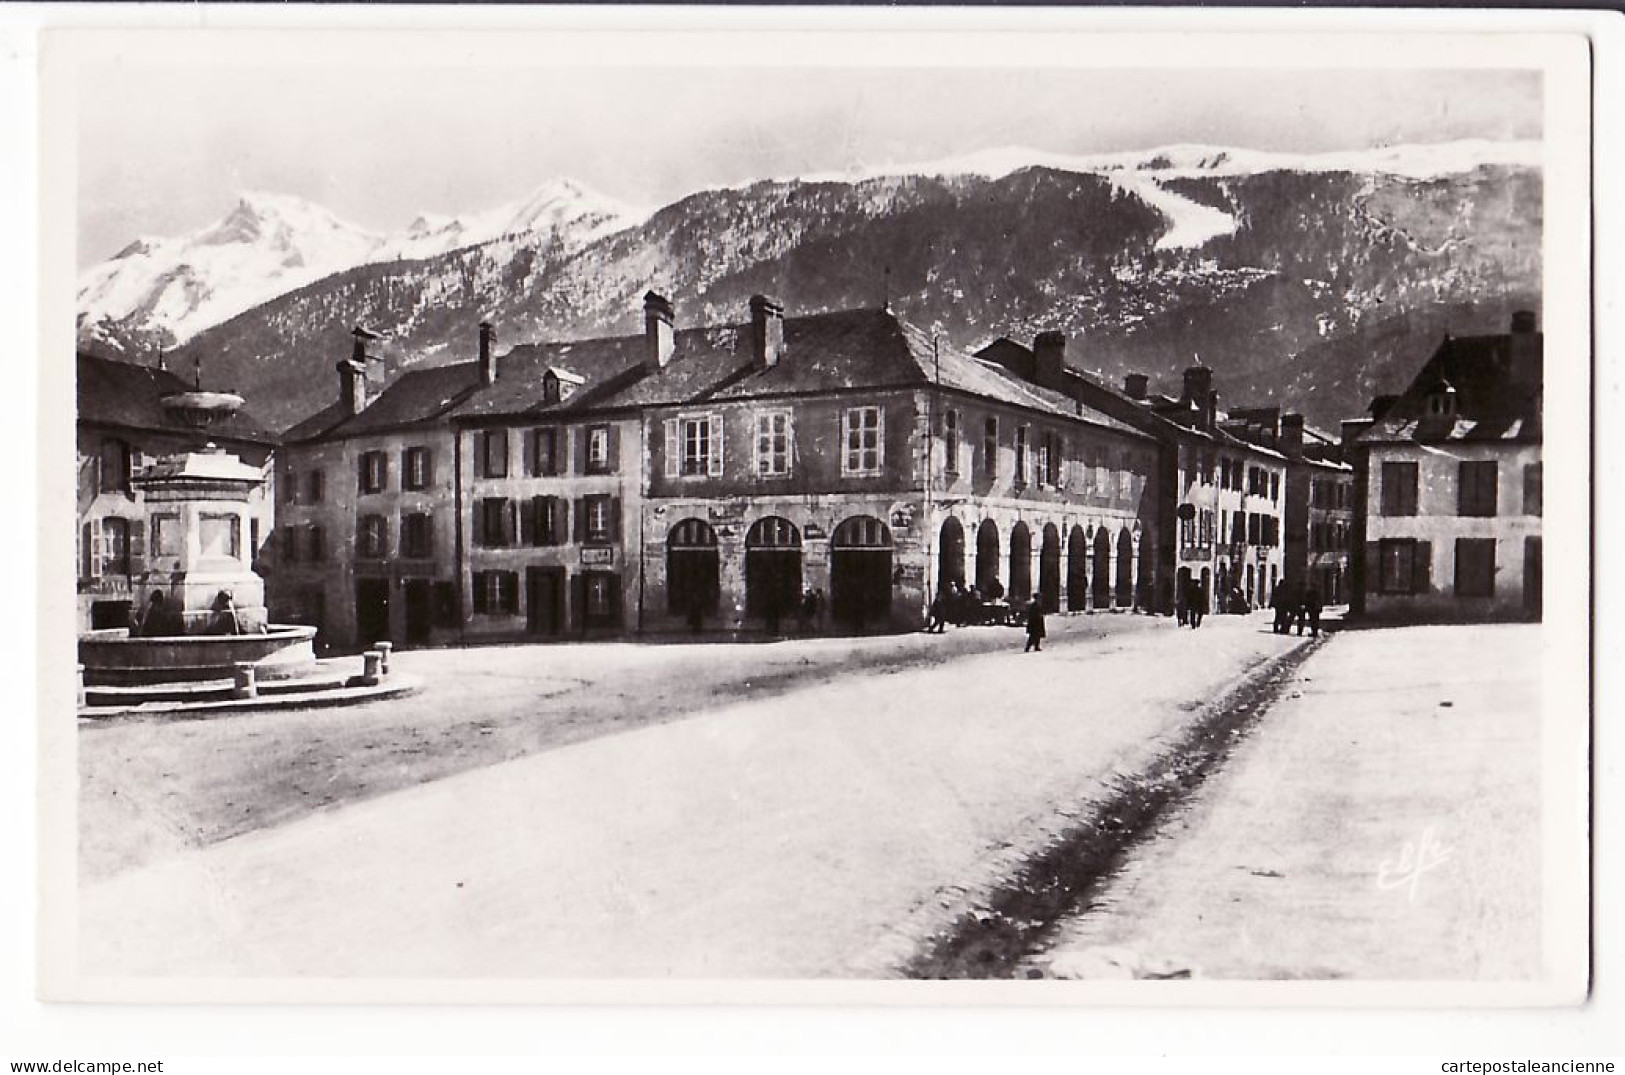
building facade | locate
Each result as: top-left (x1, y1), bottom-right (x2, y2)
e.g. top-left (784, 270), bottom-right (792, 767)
top-left (76, 352), bottom-right (278, 632)
top-left (1348, 312), bottom-right (1543, 621)
top-left (1222, 407), bottom-right (1355, 605)
top-left (983, 343), bottom-right (1288, 618)
top-left (267, 296), bottom-right (1161, 645)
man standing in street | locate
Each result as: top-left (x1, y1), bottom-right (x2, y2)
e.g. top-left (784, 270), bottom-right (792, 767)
top-left (1302, 584), bottom-right (1324, 638)
top-left (1024, 597), bottom-right (1046, 652)
top-left (1186, 577), bottom-right (1205, 629)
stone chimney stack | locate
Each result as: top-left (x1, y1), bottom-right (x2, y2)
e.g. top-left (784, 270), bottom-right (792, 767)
top-left (1508, 309), bottom-right (1542, 388)
top-left (479, 321), bottom-right (497, 386)
top-left (338, 326), bottom-right (379, 415)
top-left (1123, 373), bottom-right (1149, 400)
top-left (644, 291), bottom-right (676, 369)
top-left (749, 295), bottom-right (785, 368)
top-left (1182, 365), bottom-right (1215, 430)
top-left (1341, 417), bottom-right (1373, 450)
top-left (1032, 331), bottom-right (1068, 390)
top-left (1280, 412), bottom-right (1306, 460)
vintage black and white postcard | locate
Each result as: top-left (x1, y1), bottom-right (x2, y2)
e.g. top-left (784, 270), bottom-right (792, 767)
top-left (33, 7), bottom-right (1596, 1008)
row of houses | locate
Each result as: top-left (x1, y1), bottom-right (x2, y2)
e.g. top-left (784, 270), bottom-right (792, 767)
top-left (76, 294), bottom-right (1541, 648)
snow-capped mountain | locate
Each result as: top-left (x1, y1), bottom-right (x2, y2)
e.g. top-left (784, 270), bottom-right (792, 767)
top-left (78, 179), bottom-right (644, 350)
top-left (82, 140), bottom-right (1541, 432)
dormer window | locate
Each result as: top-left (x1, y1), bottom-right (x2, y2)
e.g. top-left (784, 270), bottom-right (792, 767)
top-left (543, 371), bottom-right (560, 403)
top-left (1426, 381), bottom-right (1458, 417)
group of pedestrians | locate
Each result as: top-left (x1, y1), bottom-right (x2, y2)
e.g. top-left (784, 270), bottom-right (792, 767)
top-left (1270, 581), bottom-right (1324, 637)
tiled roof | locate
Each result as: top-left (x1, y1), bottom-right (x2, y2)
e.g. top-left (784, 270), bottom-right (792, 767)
top-left (1362, 331), bottom-right (1543, 445)
top-left (77, 352), bottom-right (277, 446)
top-left (447, 308), bottom-right (1148, 439)
top-left (285, 362), bottom-right (482, 444)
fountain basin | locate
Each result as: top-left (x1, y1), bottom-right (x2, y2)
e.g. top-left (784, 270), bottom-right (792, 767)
top-left (79, 624), bottom-right (318, 686)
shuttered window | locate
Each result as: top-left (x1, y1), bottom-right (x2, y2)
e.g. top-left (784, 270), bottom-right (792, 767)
top-left (1458, 460), bottom-right (1499, 517)
top-left (1523, 463), bottom-right (1542, 517)
top-left (1380, 461), bottom-right (1420, 516)
top-left (1454, 538), bottom-right (1496, 597)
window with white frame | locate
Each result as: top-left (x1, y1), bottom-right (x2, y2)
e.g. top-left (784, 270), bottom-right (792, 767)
top-left (403, 446), bottom-right (432, 490)
top-left (842, 407), bottom-right (883, 476)
top-left (755, 411), bottom-right (792, 477)
top-left (671, 414), bottom-right (722, 477)
top-left (943, 408), bottom-right (960, 475)
top-left (1013, 425), bottom-right (1030, 488)
top-left (478, 429), bottom-right (508, 479)
top-left (586, 425), bottom-right (610, 474)
top-left (359, 450), bottom-right (388, 494)
top-left (584, 495), bottom-right (614, 545)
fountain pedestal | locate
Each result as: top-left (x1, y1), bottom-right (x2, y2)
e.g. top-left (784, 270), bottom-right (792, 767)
top-left (132, 445), bottom-right (269, 633)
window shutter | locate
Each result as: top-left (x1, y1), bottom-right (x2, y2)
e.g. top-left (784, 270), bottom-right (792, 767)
top-left (607, 424), bottom-right (620, 472)
top-left (1365, 542), bottom-right (1382, 593)
top-left (422, 449), bottom-right (434, 487)
top-left (505, 500), bottom-right (517, 546)
top-left (577, 427), bottom-right (590, 475)
top-left (1412, 540), bottom-right (1432, 595)
top-left (664, 419), bottom-right (680, 479)
top-left (503, 572), bottom-right (520, 615)
top-left (128, 519), bottom-right (146, 577)
top-left (610, 497), bottom-right (622, 543)
top-left (472, 500), bottom-right (487, 547)
top-left (552, 497), bottom-right (568, 546)
top-left (785, 412), bottom-right (797, 472)
top-left (752, 414), bottom-right (765, 476)
top-left (574, 498), bottom-right (586, 544)
top-left (358, 454), bottom-right (368, 493)
top-left (708, 414), bottom-right (724, 476)
top-left (520, 496), bottom-right (536, 546)
top-left (523, 430), bottom-right (538, 477)
top-left (472, 573), bottom-right (488, 614)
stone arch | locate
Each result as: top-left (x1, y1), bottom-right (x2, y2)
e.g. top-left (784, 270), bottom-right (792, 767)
top-left (1066, 525), bottom-right (1088, 611)
top-left (975, 519), bottom-right (1001, 596)
top-left (1039, 523), bottom-right (1062, 613)
top-left (667, 518), bottom-right (720, 619)
top-left (1091, 527), bottom-right (1112, 609)
top-left (744, 516), bottom-right (802, 624)
top-left (938, 516), bottom-right (966, 599)
top-left (1008, 521), bottom-right (1033, 602)
top-left (1115, 527), bottom-right (1135, 608)
top-left (830, 515), bottom-right (893, 632)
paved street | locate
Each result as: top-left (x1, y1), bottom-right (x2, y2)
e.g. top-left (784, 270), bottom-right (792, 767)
top-left (1030, 623), bottom-right (1543, 980)
top-left (79, 612), bottom-right (1305, 978)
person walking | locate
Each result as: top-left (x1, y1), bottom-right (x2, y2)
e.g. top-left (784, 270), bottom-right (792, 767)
top-left (1024, 597), bottom-right (1047, 652)
top-left (1303, 584), bottom-right (1323, 638)
top-left (926, 593), bottom-right (946, 634)
top-left (1186, 577), bottom-right (1205, 629)
top-left (1271, 580), bottom-right (1293, 635)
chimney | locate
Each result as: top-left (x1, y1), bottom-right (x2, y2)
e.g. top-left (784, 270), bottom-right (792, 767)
top-left (644, 291), bottom-right (675, 369)
top-left (1182, 365), bottom-right (1213, 408)
top-left (1207, 389), bottom-right (1220, 432)
top-left (479, 321), bottom-right (497, 386)
top-left (749, 294), bottom-right (785, 368)
top-left (1123, 373), bottom-right (1148, 400)
top-left (1032, 331), bottom-right (1067, 390)
top-left (338, 326), bottom-right (379, 416)
top-left (1341, 417), bottom-right (1373, 450)
top-left (337, 357), bottom-right (367, 415)
top-left (1508, 309), bottom-right (1542, 388)
top-left (1280, 412), bottom-right (1305, 460)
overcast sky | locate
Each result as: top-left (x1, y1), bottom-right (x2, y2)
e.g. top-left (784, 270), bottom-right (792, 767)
top-left (76, 62), bottom-right (1541, 267)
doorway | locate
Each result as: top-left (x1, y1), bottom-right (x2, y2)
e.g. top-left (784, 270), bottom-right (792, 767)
top-left (527, 566), bottom-right (565, 635)
top-left (404, 579), bottom-right (433, 645)
top-left (355, 578), bottom-right (390, 648)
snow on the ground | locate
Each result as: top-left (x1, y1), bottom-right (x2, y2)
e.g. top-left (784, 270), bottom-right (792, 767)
top-left (799, 138), bottom-right (1542, 185)
top-left (1033, 623), bottom-right (1545, 981)
top-left (1109, 173), bottom-right (1238, 250)
top-left (78, 179), bottom-right (647, 345)
top-left (78, 615), bottom-right (1303, 980)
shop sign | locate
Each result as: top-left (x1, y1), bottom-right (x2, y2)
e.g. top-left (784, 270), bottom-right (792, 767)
top-left (581, 547), bottom-right (614, 566)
